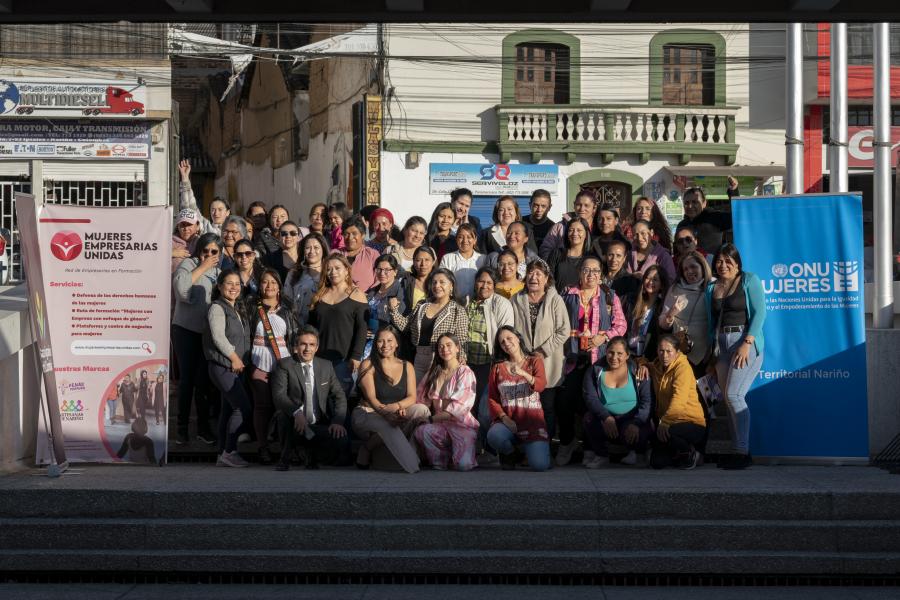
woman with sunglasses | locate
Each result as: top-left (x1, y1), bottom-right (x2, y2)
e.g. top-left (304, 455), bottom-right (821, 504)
top-left (265, 220), bottom-right (302, 283)
top-left (171, 232), bottom-right (222, 446)
top-left (232, 239), bottom-right (263, 301)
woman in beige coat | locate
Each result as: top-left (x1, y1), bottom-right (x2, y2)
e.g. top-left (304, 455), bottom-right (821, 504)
top-left (511, 259), bottom-right (570, 446)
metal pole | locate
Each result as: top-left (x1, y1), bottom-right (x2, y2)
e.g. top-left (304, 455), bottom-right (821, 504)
top-left (786, 23), bottom-right (804, 194)
top-left (872, 23), bottom-right (894, 329)
top-left (829, 23), bottom-right (848, 193)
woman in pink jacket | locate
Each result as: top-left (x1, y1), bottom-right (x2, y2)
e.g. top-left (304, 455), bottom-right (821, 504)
top-left (414, 333), bottom-right (479, 471)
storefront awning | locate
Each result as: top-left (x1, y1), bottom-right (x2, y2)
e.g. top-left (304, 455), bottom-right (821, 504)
top-left (665, 165), bottom-right (786, 178)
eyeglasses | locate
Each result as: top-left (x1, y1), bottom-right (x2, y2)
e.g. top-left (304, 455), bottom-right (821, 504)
top-left (677, 237), bottom-right (695, 244)
top-left (280, 230), bottom-right (300, 237)
top-left (223, 229), bottom-right (241, 236)
top-left (581, 268), bottom-right (603, 275)
top-left (234, 251), bottom-right (254, 258)
top-left (374, 267), bottom-right (395, 274)
top-left (201, 249), bottom-right (219, 256)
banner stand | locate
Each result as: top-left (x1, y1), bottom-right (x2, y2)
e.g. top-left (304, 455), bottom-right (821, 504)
top-left (30, 335), bottom-right (68, 477)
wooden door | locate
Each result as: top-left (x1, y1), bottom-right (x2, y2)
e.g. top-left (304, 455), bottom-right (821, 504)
top-left (663, 44), bottom-right (714, 106)
top-left (515, 43), bottom-right (569, 105)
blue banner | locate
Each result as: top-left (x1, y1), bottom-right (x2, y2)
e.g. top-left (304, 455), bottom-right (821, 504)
top-left (733, 194), bottom-right (867, 458)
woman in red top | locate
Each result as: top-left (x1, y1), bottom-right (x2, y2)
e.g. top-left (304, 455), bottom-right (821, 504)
top-left (486, 325), bottom-right (550, 471)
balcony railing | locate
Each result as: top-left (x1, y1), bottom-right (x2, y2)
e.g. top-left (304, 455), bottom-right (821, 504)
top-left (496, 104), bottom-right (739, 163)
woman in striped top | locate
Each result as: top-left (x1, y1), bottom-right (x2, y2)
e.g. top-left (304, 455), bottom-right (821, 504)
top-left (248, 269), bottom-right (298, 464)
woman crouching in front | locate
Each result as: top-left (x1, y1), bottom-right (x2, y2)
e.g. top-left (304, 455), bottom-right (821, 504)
top-left (414, 333), bottom-right (479, 471)
top-left (582, 336), bottom-right (652, 468)
top-left (486, 326), bottom-right (550, 471)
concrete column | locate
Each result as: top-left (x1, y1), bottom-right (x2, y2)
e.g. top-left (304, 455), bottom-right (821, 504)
top-left (786, 23), bottom-right (804, 194)
top-left (872, 23), bottom-right (894, 329)
top-left (829, 23), bottom-right (848, 193)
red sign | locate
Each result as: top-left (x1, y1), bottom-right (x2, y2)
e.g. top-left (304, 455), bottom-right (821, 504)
top-left (847, 126), bottom-right (900, 168)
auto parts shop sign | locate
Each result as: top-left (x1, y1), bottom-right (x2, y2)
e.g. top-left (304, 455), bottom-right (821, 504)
top-left (0, 78), bottom-right (147, 118)
top-left (430, 163), bottom-right (558, 196)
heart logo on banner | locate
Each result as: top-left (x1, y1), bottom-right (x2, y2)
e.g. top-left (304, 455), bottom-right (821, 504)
top-left (49, 230), bottom-right (83, 261)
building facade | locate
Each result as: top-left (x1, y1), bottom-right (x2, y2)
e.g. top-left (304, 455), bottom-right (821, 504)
top-left (0, 24), bottom-right (173, 282)
top-left (378, 23), bottom-right (787, 227)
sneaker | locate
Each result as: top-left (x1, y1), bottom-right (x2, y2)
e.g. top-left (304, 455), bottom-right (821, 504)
top-left (620, 451), bottom-right (637, 466)
top-left (237, 433), bottom-right (252, 444)
top-left (175, 433), bottom-right (190, 446)
top-left (555, 440), bottom-right (578, 467)
top-left (681, 449), bottom-right (701, 470)
top-left (581, 450), bottom-right (597, 466)
top-left (219, 451), bottom-right (249, 468)
top-left (584, 455), bottom-right (610, 469)
top-left (197, 431), bottom-right (217, 446)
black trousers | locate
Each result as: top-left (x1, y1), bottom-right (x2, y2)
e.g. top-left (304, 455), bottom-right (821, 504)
top-left (278, 412), bottom-right (352, 466)
top-left (651, 422), bottom-right (706, 469)
top-left (171, 324), bottom-right (212, 436)
top-left (557, 364), bottom-right (588, 445)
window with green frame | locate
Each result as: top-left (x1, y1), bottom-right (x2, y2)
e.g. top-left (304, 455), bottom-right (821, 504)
top-left (649, 30), bottom-right (727, 107)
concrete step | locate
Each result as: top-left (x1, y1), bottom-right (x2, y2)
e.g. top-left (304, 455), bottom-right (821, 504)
top-left (1, 548), bottom-right (899, 575)
top-left (1, 518), bottom-right (899, 554)
top-left (2, 488), bottom-right (898, 521)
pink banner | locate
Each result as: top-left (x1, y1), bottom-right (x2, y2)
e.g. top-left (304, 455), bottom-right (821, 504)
top-left (32, 202), bottom-right (172, 464)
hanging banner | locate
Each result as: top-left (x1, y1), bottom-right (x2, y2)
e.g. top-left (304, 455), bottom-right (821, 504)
top-left (429, 163), bottom-right (559, 196)
top-left (15, 194), bottom-right (68, 468)
top-left (24, 200), bottom-right (173, 465)
top-left (732, 193), bottom-right (867, 458)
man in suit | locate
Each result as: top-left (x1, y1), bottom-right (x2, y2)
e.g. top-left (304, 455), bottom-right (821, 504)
top-left (271, 325), bottom-right (351, 471)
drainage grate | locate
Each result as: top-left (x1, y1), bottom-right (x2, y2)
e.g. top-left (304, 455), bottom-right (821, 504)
top-left (2, 572), bottom-right (899, 586)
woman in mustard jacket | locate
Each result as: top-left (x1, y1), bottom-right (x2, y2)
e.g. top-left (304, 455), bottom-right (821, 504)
top-left (648, 334), bottom-right (707, 470)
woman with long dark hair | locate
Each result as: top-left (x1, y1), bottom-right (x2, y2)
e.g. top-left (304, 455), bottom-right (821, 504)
top-left (626, 264), bottom-right (670, 360)
top-left (414, 333), bottom-right (479, 471)
top-left (352, 325), bottom-right (432, 472)
top-left (591, 205), bottom-right (631, 262)
top-left (705, 243), bottom-right (766, 470)
top-left (232, 238), bottom-right (263, 301)
top-left (171, 231), bottom-right (222, 446)
top-left (389, 268), bottom-right (469, 382)
top-left (486, 325), bottom-right (550, 471)
top-left (203, 269), bottom-right (253, 467)
top-left (284, 232), bottom-right (330, 326)
top-left (546, 216), bottom-right (591, 292)
top-left (265, 220), bottom-right (302, 283)
top-left (248, 268), bottom-right (298, 464)
top-left (365, 254), bottom-right (406, 360)
top-left (623, 196), bottom-right (673, 252)
top-left (427, 202), bottom-right (458, 261)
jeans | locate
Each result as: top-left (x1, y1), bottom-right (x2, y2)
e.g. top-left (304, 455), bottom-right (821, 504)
top-left (470, 362), bottom-right (492, 446)
top-left (715, 328), bottom-right (763, 454)
top-left (171, 324), bottom-right (212, 437)
top-left (208, 363), bottom-right (253, 454)
top-left (486, 423), bottom-right (551, 472)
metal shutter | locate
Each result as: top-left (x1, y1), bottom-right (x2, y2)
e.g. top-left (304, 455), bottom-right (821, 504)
top-left (41, 160), bottom-right (147, 182)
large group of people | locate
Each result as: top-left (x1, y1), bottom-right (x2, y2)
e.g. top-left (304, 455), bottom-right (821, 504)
top-left (170, 159), bottom-right (762, 472)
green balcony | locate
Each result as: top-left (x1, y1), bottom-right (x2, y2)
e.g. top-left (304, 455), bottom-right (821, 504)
top-left (496, 104), bottom-right (739, 165)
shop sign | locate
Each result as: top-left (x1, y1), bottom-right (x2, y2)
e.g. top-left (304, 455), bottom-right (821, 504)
top-left (0, 78), bottom-right (147, 118)
top-left (0, 120), bottom-right (150, 160)
top-left (847, 126), bottom-right (900, 168)
top-left (429, 163), bottom-right (558, 196)
top-left (365, 95), bottom-right (382, 206)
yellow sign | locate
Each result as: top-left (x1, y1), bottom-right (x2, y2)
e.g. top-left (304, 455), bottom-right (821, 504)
top-left (365, 95), bottom-right (382, 206)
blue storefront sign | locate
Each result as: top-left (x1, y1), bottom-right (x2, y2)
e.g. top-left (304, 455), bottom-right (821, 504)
top-left (429, 163), bottom-right (558, 196)
top-left (733, 193), bottom-right (867, 458)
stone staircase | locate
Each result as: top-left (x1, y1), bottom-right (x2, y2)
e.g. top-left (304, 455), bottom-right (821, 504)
top-left (1, 465), bottom-right (899, 577)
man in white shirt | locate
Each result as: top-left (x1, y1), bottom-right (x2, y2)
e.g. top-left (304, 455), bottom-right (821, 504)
top-left (271, 326), bottom-right (350, 470)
